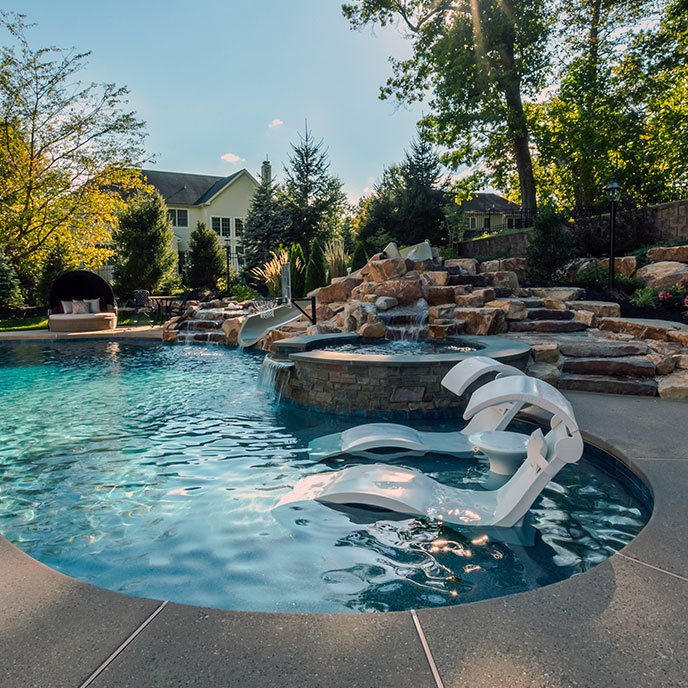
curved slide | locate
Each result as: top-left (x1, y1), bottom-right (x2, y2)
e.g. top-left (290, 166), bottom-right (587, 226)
top-left (238, 304), bottom-right (303, 348)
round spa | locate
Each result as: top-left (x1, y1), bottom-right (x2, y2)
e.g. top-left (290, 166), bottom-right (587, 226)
top-left (267, 333), bottom-right (532, 417)
top-left (0, 339), bottom-right (651, 615)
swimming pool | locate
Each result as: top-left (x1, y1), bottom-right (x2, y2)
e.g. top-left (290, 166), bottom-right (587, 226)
top-left (0, 340), bottom-right (650, 613)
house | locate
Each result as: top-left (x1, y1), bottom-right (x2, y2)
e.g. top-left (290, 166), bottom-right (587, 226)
top-left (458, 193), bottom-right (524, 238)
top-left (142, 162), bottom-right (266, 270)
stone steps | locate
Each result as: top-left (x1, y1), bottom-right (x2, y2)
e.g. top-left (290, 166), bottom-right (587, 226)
top-left (561, 356), bottom-right (656, 378)
top-left (558, 373), bottom-right (658, 396)
top-left (526, 308), bottom-right (575, 321)
top-left (448, 274), bottom-right (488, 287)
top-left (508, 320), bottom-right (588, 333)
top-left (559, 340), bottom-right (649, 358)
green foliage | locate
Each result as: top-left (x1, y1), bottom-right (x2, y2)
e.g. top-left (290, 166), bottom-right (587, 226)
top-left (251, 249), bottom-right (289, 298)
top-left (242, 174), bottom-right (289, 278)
top-left (113, 191), bottom-right (178, 298)
top-left (525, 205), bottom-right (577, 285)
top-left (342, 1), bottom-right (549, 210)
top-left (0, 12), bottom-right (147, 292)
top-left (349, 241), bottom-right (369, 272)
top-left (289, 243), bottom-right (306, 298)
top-left (229, 281), bottom-right (258, 302)
top-left (577, 262), bottom-right (609, 287)
top-left (441, 246), bottom-right (460, 260)
top-left (0, 248), bottom-right (21, 307)
top-left (186, 222), bottom-right (224, 290)
top-left (304, 238), bottom-right (327, 293)
top-left (281, 126), bottom-right (348, 246)
top-left (630, 287), bottom-right (660, 309)
top-left (36, 242), bottom-right (77, 306)
top-left (355, 137), bottom-right (448, 252)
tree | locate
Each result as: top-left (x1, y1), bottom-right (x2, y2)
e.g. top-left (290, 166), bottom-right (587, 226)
top-left (0, 12), bottom-right (147, 292)
top-left (113, 191), bottom-right (178, 297)
top-left (242, 174), bottom-right (289, 278)
top-left (0, 248), bottom-right (21, 307)
top-left (281, 126), bottom-right (348, 246)
top-left (350, 241), bottom-right (369, 271)
top-left (304, 237), bottom-right (327, 293)
top-left (289, 243), bottom-right (306, 298)
top-left (36, 242), bottom-right (77, 306)
top-left (525, 205), bottom-right (576, 285)
top-left (186, 221), bottom-right (224, 290)
top-left (342, 0), bottom-right (550, 211)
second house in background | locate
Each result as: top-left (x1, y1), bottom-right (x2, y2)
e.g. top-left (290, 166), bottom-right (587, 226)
top-left (142, 163), bottom-right (267, 271)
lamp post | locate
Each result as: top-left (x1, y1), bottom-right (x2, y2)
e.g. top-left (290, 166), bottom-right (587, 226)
top-left (605, 178), bottom-right (622, 289)
top-left (224, 240), bottom-right (231, 294)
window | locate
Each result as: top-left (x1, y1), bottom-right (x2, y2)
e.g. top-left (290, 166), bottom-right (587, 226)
top-left (234, 218), bottom-right (244, 239)
top-left (466, 217), bottom-right (477, 230)
top-left (211, 217), bottom-right (231, 238)
top-left (507, 217), bottom-right (522, 230)
top-left (168, 209), bottom-right (188, 227)
top-left (483, 215), bottom-right (491, 230)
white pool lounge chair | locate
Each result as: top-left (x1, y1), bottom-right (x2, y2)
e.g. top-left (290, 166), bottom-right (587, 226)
top-left (309, 356), bottom-right (527, 467)
top-left (278, 376), bottom-right (583, 530)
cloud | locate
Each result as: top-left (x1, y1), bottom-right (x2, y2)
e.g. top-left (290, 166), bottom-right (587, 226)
top-left (268, 119), bottom-right (284, 128)
top-left (221, 153), bottom-right (246, 164)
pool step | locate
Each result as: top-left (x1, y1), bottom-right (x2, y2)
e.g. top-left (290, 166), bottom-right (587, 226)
top-left (558, 373), bottom-right (659, 396)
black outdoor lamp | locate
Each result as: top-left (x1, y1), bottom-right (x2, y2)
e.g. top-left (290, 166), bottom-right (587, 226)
top-left (605, 177), bottom-right (622, 289)
top-left (224, 239), bottom-right (232, 293)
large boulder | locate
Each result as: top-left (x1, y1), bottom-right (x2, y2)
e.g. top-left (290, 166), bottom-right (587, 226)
top-left (567, 300), bottom-right (620, 318)
top-left (374, 279), bottom-right (424, 306)
top-left (375, 296), bottom-right (398, 311)
top-left (658, 370), bottom-right (688, 399)
top-left (500, 258), bottom-right (528, 282)
top-left (636, 261), bottom-right (688, 289)
top-left (454, 307), bottom-right (506, 335)
top-left (317, 276), bottom-right (363, 304)
top-left (647, 245), bottom-right (688, 263)
top-left (360, 258), bottom-right (407, 282)
top-left (425, 286), bottom-right (456, 306)
top-left (420, 271), bottom-right (451, 287)
top-left (222, 316), bottom-right (245, 345)
top-left (444, 258), bottom-right (478, 275)
top-left (483, 270), bottom-right (519, 292)
top-left (531, 287), bottom-right (585, 301)
top-left (485, 298), bottom-right (527, 320)
top-left (359, 321), bottom-right (387, 338)
top-left (599, 256), bottom-right (637, 278)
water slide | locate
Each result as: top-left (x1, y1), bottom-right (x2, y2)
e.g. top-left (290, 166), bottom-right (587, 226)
top-left (237, 303), bottom-right (303, 348)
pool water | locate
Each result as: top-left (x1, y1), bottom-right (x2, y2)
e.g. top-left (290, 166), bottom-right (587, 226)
top-left (318, 339), bottom-right (479, 356)
top-left (0, 341), bottom-right (649, 613)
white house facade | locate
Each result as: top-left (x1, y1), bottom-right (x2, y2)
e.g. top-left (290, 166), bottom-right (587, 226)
top-left (142, 167), bottom-right (262, 270)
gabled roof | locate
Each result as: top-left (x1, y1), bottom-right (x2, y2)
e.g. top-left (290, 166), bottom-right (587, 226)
top-left (458, 192), bottom-right (521, 213)
top-left (141, 169), bottom-right (256, 206)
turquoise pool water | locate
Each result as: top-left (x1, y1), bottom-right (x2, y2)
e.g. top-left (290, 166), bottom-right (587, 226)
top-left (0, 341), bottom-right (650, 613)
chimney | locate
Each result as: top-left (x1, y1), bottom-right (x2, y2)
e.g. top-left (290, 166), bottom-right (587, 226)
top-left (261, 158), bottom-right (271, 185)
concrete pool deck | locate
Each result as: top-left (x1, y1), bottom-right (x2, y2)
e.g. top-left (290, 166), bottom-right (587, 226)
top-left (1, 391), bottom-right (687, 687)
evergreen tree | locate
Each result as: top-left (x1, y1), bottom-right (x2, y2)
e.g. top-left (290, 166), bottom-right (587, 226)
top-left (37, 242), bottom-right (76, 306)
top-left (242, 175), bottom-right (289, 278)
top-left (349, 240), bottom-right (369, 272)
top-left (186, 221), bottom-right (224, 290)
top-left (525, 205), bottom-right (576, 285)
top-left (304, 237), bottom-right (327, 293)
top-left (0, 248), bottom-right (21, 307)
top-left (399, 136), bottom-right (447, 246)
top-left (113, 191), bottom-right (178, 298)
top-left (282, 126), bottom-right (347, 246)
top-left (289, 243), bottom-right (306, 298)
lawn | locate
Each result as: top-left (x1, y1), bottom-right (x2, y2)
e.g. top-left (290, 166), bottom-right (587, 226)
top-left (0, 313), bottom-right (165, 332)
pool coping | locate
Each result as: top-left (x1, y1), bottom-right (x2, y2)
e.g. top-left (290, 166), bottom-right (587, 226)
top-left (1, 392), bottom-right (688, 687)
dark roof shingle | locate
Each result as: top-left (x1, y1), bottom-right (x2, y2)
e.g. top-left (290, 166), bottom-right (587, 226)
top-left (141, 169), bottom-right (246, 206)
top-left (459, 192), bottom-right (521, 213)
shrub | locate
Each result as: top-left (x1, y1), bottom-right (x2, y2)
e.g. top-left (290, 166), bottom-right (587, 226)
top-left (630, 287), bottom-right (660, 309)
top-left (230, 281), bottom-right (258, 302)
top-left (525, 205), bottom-right (576, 285)
top-left (324, 239), bottom-right (348, 279)
top-left (0, 249), bottom-right (21, 307)
top-left (186, 221), bottom-right (224, 290)
top-left (349, 240), bottom-right (369, 272)
top-left (251, 250), bottom-right (289, 297)
top-left (289, 243), bottom-right (305, 297)
top-left (304, 237), bottom-right (327, 293)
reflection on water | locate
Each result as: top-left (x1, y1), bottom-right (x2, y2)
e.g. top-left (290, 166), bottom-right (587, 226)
top-left (0, 341), bottom-right (649, 613)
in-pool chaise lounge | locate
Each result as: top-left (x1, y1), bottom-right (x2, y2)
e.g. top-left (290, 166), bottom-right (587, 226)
top-left (279, 376), bottom-right (583, 530)
top-left (48, 270), bottom-right (118, 332)
top-left (309, 356), bottom-right (529, 481)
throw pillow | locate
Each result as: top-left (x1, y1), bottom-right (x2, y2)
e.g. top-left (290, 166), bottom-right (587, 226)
top-left (60, 300), bottom-right (73, 314)
top-left (84, 297), bottom-right (101, 313)
top-left (72, 299), bottom-right (89, 314)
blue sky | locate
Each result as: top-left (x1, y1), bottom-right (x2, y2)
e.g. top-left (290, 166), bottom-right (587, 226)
top-left (7, 1), bottom-right (430, 202)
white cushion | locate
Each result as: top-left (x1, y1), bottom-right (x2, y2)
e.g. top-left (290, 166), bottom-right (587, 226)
top-left (84, 297), bottom-right (101, 313)
top-left (60, 300), bottom-right (73, 314)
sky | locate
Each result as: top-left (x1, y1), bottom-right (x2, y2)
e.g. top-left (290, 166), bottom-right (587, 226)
top-left (4, 0), bottom-right (430, 203)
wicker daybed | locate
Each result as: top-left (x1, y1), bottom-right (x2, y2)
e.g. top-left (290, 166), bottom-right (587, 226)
top-left (48, 271), bottom-right (118, 332)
